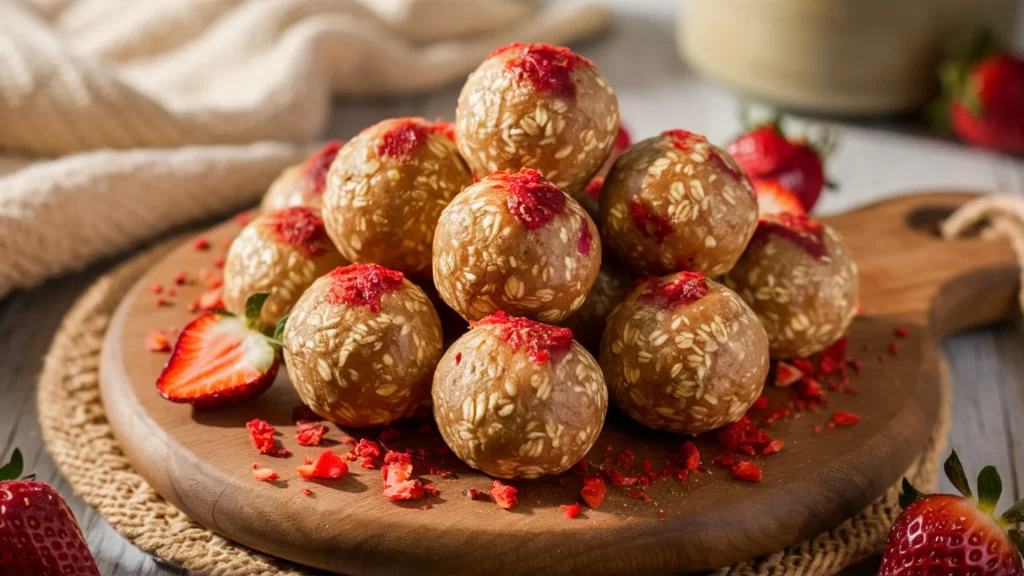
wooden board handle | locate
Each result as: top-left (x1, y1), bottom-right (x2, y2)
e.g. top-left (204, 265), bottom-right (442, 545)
top-left (825, 191), bottom-right (1019, 338)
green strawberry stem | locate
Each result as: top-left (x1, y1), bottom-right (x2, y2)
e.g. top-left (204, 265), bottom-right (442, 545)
top-left (932, 27), bottom-right (1006, 129)
top-left (944, 449), bottom-right (974, 499)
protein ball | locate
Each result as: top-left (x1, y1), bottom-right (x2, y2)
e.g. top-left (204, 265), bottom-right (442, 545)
top-left (283, 263), bottom-right (443, 427)
top-left (433, 312), bottom-right (607, 479)
top-left (723, 213), bottom-right (859, 358)
top-left (599, 129), bottom-right (758, 277)
top-left (223, 207), bottom-right (346, 326)
top-left (322, 117), bottom-right (472, 279)
top-left (558, 264), bottom-right (631, 353)
top-left (455, 43), bottom-right (619, 199)
top-left (261, 141), bottom-right (344, 212)
top-left (433, 168), bottom-right (601, 323)
top-left (600, 272), bottom-right (769, 435)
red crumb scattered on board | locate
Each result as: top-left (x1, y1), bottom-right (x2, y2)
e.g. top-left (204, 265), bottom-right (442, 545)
top-left (193, 237), bottom-right (210, 251)
top-left (731, 461), bottom-right (762, 482)
top-left (252, 468), bottom-right (279, 482)
top-left (831, 411), bottom-right (861, 426)
top-left (246, 419), bottom-right (290, 457)
top-left (297, 449), bottom-right (348, 479)
top-left (295, 421), bottom-right (328, 446)
top-left (145, 330), bottom-right (170, 352)
top-left (490, 480), bottom-right (519, 510)
top-left (581, 477), bottom-right (606, 509)
top-left (560, 503), bottom-right (581, 519)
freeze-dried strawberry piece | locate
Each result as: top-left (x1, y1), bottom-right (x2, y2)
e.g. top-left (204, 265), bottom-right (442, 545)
top-left (731, 461), bottom-right (762, 482)
top-left (297, 449), bottom-right (348, 479)
top-left (681, 441), bottom-right (701, 471)
top-left (253, 468), bottom-right (279, 482)
top-left (561, 503), bottom-right (581, 519)
top-left (491, 480), bottom-right (518, 510)
top-left (581, 477), bottom-right (606, 509)
top-left (145, 330), bottom-right (170, 352)
top-left (295, 421), bottom-right (328, 446)
top-left (247, 419), bottom-right (277, 455)
top-left (381, 451), bottom-right (426, 501)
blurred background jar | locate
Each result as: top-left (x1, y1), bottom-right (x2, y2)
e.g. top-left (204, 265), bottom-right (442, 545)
top-left (678, 0), bottom-right (1021, 116)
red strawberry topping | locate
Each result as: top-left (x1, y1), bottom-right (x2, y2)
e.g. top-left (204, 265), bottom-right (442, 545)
top-left (263, 207), bottom-right (332, 258)
top-left (377, 118), bottom-right (430, 160)
top-left (297, 449), bottom-right (349, 480)
top-left (325, 263), bottom-right (404, 312)
top-left (492, 168), bottom-right (566, 230)
top-left (490, 480), bottom-right (519, 510)
top-left (302, 141), bottom-right (343, 195)
top-left (497, 43), bottom-right (591, 98)
top-left (472, 311), bottom-right (573, 365)
top-left (638, 272), bottom-right (709, 309)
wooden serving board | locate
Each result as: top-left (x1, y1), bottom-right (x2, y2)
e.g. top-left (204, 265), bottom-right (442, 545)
top-left (99, 192), bottom-right (1019, 575)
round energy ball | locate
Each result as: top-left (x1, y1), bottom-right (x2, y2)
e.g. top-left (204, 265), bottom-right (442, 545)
top-left (455, 43), bottom-right (619, 199)
top-left (433, 312), bottom-right (607, 479)
top-left (599, 129), bottom-right (758, 277)
top-left (723, 213), bottom-right (859, 359)
top-left (261, 141), bottom-right (344, 212)
top-left (600, 272), bottom-right (769, 435)
top-left (223, 207), bottom-right (346, 326)
top-left (322, 117), bottom-right (472, 279)
top-left (283, 263), bottom-right (443, 427)
top-left (432, 168), bottom-right (601, 323)
top-left (557, 263), bottom-right (631, 353)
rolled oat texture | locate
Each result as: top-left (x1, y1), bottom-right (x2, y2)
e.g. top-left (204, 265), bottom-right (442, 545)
top-left (599, 130), bottom-right (758, 277)
top-left (223, 207), bottom-right (346, 326)
top-left (724, 213), bottom-right (859, 359)
top-left (433, 169), bottom-right (601, 323)
top-left (600, 273), bottom-right (769, 435)
top-left (456, 43), bottom-right (619, 199)
top-left (283, 264), bottom-right (443, 427)
top-left (323, 118), bottom-right (471, 279)
top-left (433, 313), bottom-right (608, 479)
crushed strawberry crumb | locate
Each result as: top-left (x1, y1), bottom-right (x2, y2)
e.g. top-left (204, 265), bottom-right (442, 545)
top-left (246, 419), bottom-right (289, 457)
top-left (584, 177), bottom-right (603, 201)
top-left (252, 468), bottom-right (279, 482)
top-left (580, 476), bottom-right (606, 509)
top-left (302, 488), bottom-right (313, 496)
top-left (193, 237), bottom-right (210, 251)
top-left (295, 421), bottom-right (328, 446)
top-left (213, 256), bottom-right (226, 268)
top-left (492, 169), bottom-right (566, 230)
top-left (832, 411), bottom-right (861, 426)
top-left (561, 502), bottom-right (581, 519)
top-left (472, 311), bottom-right (573, 365)
top-left (762, 440), bottom-right (785, 455)
top-left (888, 342), bottom-right (900, 355)
top-left (325, 263), bottom-right (404, 312)
top-left (149, 283), bottom-right (164, 294)
top-left (731, 461), bottom-right (762, 482)
top-left (173, 271), bottom-right (188, 285)
top-left (893, 326), bottom-right (909, 338)
top-left (490, 480), bottom-right (519, 510)
top-left (382, 450), bottom-right (428, 501)
top-left (638, 273), bottom-right (708, 309)
top-left (145, 330), bottom-right (170, 352)
top-left (297, 449), bottom-right (348, 479)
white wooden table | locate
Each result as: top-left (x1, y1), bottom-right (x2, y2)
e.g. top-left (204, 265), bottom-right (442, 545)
top-left (2, 1), bottom-right (1023, 574)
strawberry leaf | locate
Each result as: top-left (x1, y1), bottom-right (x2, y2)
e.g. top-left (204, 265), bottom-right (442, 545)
top-left (274, 314), bottom-right (289, 343)
top-left (0, 448), bottom-right (24, 481)
top-left (977, 465), bottom-right (1002, 514)
top-left (1001, 497), bottom-right (1024, 524)
top-left (899, 477), bottom-right (926, 509)
top-left (244, 292), bottom-right (270, 331)
top-left (944, 450), bottom-right (974, 500)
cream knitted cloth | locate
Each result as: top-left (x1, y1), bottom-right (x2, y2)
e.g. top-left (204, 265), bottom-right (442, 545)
top-left (0, 0), bottom-right (610, 298)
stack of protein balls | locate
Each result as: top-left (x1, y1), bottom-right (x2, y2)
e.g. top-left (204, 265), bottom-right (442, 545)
top-left (223, 43), bottom-right (859, 480)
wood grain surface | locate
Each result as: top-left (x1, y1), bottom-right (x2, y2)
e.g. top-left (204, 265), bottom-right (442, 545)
top-left (93, 191), bottom-right (1015, 575)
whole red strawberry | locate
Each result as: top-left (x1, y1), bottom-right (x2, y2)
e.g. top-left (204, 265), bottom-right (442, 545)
top-left (0, 449), bottom-right (100, 575)
top-left (726, 118), bottom-right (835, 212)
top-left (880, 450), bottom-right (1024, 575)
top-left (939, 30), bottom-right (1024, 155)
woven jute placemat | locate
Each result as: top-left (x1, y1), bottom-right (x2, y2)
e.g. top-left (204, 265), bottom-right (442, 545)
top-left (37, 236), bottom-right (950, 576)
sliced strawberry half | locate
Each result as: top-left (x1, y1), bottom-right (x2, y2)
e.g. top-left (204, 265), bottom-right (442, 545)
top-left (753, 178), bottom-right (807, 217)
top-left (157, 293), bottom-right (280, 406)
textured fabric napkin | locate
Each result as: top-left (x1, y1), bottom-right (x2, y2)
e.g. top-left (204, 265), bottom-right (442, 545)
top-left (0, 0), bottom-right (610, 298)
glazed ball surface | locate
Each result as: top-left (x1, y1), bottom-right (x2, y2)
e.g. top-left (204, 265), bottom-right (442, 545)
top-left (283, 263), bottom-right (443, 427)
top-left (433, 168), bottom-right (601, 323)
top-left (456, 43), bottom-right (619, 198)
top-left (223, 207), bottom-right (346, 326)
top-left (322, 118), bottom-right (472, 279)
top-left (599, 130), bottom-right (758, 277)
top-left (723, 213), bottom-right (859, 358)
top-left (433, 312), bottom-right (607, 479)
top-left (557, 264), bottom-right (631, 353)
top-left (261, 141), bottom-right (344, 212)
top-left (600, 272), bottom-right (769, 435)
